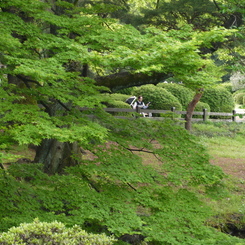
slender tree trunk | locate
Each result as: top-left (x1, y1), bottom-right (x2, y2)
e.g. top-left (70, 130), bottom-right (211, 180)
top-left (185, 89), bottom-right (204, 131)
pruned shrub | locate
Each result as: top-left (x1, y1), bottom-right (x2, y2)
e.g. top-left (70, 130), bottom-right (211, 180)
top-left (200, 86), bottom-right (235, 112)
top-left (0, 219), bottom-right (115, 245)
top-left (101, 93), bottom-right (132, 116)
top-left (219, 82), bottom-right (233, 93)
top-left (232, 88), bottom-right (245, 95)
top-left (115, 87), bottom-right (135, 95)
top-left (157, 83), bottom-right (194, 109)
top-left (107, 93), bottom-right (131, 103)
top-left (132, 84), bottom-right (182, 111)
top-left (233, 92), bottom-right (245, 105)
top-left (193, 102), bottom-right (210, 119)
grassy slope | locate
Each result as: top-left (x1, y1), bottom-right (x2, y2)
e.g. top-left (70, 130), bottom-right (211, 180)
top-left (192, 122), bottom-right (245, 232)
top-left (2, 121), bottom-right (245, 240)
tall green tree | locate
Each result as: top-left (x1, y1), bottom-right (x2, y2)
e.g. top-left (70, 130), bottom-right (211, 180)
top-left (0, 1), bottom-right (244, 244)
top-left (0, 0), bottom-right (233, 169)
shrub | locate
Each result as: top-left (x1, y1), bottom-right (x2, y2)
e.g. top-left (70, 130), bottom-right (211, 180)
top-left (200, 86), bottom-right (235, 112)
top-left (193, 102), bottom-right (210, 119)
top-left (233, 92), bottom-right (245, 105)
top-left (108, 94), bottom-right (131, 103)
top-left (232, 89), bottom-right (245, 96)
top-left (101, 93), bottom-right (132, 116)
top-left (219, 82), bottom-right (233, 93)
top-left (195, 102), bottom-right (210, 112)
top-left (0, 219), bottom-right (115, 245)
top-left (132, 84), bottom-right (182, 111)
top-left (157, 83), bottom-right (194, 109)
top-left (115, 87), bottom-right (135, 95)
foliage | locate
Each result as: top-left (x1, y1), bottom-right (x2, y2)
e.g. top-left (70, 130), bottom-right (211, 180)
top-left (219, 82), bottom-right (234, 93)
top-left (116, 87), bottom-right (135, 96)
top-left (193, 101), bottom-right (211, 119)
top-left (101, 93), bottom-right (132, 116)
top-left (233, 92), bottom-right (245, 105)
top-left (157, 82), bottom-right (194, 109)
top-left (195, 101), bottom-right (210, 112)
top-left (0, 0), bottom-right (235, 155)
top-left (0, 219), bottom-right (115, 245)
top-left (138, 0), bottom-right (222, 31)
top-left (200, 86), bottom-right (235, 112)
top-left (104, 94), bottom-right (131, 103)
top-left (192, 121), bottom-right (245, 139)
top-left (192, 121), bottom-right (237, 138)
top-left (1, 118), bottom-right (242, 244)
top-left (132, 84), bottom-right (182, 110)
top-left (0, 0), bottom-right (244, 244)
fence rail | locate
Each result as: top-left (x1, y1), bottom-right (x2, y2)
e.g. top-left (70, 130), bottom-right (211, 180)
top-left (80, 107), bottom-right (245, 122)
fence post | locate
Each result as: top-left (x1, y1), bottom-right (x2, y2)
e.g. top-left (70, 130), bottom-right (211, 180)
top-left (232, 110), bottom-right (236, 122)
top-left (136, 106), bottom-right (141, 118)
top-left (203, 108), bottom-right (207, 122)
top-left (171, 107), bottom-right (175, 119)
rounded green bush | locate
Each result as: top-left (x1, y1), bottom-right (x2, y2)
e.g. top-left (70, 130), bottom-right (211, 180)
top-left (0, 219), bottom-right (116, 245)
top-left (157, 83), bottom-right (194, 109)
top-left (233, 92), bottom-right (245, 105)
top-left (232, 88), bottom-right (245, 95)
top-left (132, 84), bottom-right (182, 111)
top-left (193, 102), bottom-right (210, 119)
top-left (101, 93), bottom-right (131, 116)
top-left (102, 93), bottom-right (131, 107)
top-left (115, 87), bottom-right (135, 95)
top-left (107, 93), bottom-right (131, 103)
top-left (195, 101), bottom-right (210, 112)
top-left (200, 86), bottom-right (235, 112)
top-left (219, 82), bottom-right (233, 93)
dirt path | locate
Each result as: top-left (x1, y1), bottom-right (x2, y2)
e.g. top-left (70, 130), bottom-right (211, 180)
top-left (210, 156), bottom-right (245, 180)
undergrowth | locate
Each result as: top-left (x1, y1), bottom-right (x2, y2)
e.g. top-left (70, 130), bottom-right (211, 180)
top-left (1, 119), bottom-right (245, 244)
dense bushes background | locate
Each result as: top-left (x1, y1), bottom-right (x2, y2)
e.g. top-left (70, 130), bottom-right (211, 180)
top-left (132, 84), bottom-right (182, 110)
top-left (157, 83), bottom-right (194, 109)
top-left (200, 86), bottom-right (235, 112)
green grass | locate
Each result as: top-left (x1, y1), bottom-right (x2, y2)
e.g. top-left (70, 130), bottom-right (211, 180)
top-left (204, 135), bottom-right (245, 158)
top-left (191, 121), bottom-right (245, 232)
top-left (192, 121), bottom-right (245, 158)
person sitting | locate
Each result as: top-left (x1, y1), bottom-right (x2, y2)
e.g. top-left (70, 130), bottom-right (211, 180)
top-left (132, 96), bottom-right (151, 117)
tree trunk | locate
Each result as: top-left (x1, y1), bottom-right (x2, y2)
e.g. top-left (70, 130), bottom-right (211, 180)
top-left (34, 101), bottom-right (81, 174)
top-left (185, 89), bottom-right (204, 131)
top-left (34, 139), bottom-right (81, 175)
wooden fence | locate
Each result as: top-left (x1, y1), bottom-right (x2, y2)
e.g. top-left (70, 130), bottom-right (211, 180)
top-left (80, 107), bottom-right (245, 123)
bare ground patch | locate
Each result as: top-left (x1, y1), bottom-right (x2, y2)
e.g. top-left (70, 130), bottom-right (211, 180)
top-left (210, 157), bottom-right (245, 180)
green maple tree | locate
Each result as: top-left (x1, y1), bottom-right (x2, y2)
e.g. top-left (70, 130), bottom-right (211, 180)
top-left (0, 1), bottom-right (244, 244)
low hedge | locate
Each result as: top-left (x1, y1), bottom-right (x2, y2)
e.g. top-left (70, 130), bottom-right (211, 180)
top-left (0, 219), bottom-right (115, 245)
